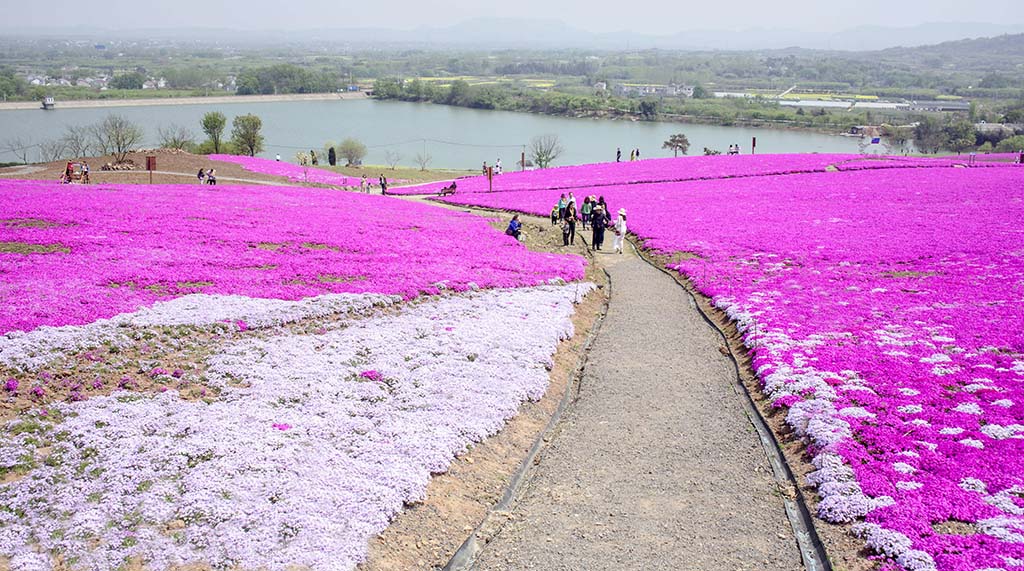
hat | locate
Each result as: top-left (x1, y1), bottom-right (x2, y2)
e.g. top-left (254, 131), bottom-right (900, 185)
top-left (618, 208), bottom-right (627, 215)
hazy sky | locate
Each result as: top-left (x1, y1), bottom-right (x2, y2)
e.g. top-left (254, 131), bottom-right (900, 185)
top-left (1, 0), bottom-right (1022, 34)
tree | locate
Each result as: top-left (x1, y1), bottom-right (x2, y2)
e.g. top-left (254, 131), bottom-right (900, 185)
top-left (414, 151), bottom-right (432, 171)
top-left (995, 135), bottom-right (1024, 153)
top-left (157, 124), bottom-right (195, 150)
top-left (60, 125), bottom-right (92, 157)
top-left (109, 72), bottom-right (146, 90)
top-left (2, 137), bottom-right (35, 164)
top-left (327, 147), bottom-right (337, 167)
top-left (662, 133), bottom-right (691, 157)
top-left (90, 115), bottom-right (144, 163)
top-left (944, 120), bottom-right (976, 154)
top-left (881, 124), bottom-right (914, 152)
top-left (384, 150), bottom-right (402, 170)
top-left (200, 112), bottom-right (227, 154)
top-left (638, 99), bottom-right (659, 120)
top-left (691, 85), bottom-right (709, 99)
top-left (230, 114), bottom-right (264, 157)
top-left (529, 134), bottom-right (564, 169)
top-left (339, 138), bottom-right (367, 166)
top-left (913, 117), bottom-right (947, 154)
top-left (39, 139), bottom-right (69, 162)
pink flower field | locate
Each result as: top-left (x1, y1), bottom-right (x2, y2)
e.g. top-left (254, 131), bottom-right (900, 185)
top-left (390, 153), bottom-right (1016, 196)
top-left (0, 179), bottom-right (584, 334)
top-left (210, 154), bottom-right (355, 186)
top-left (438, 167), bottom-right (1024, 571)
top-left (0, 178), bottom-right (594, 570)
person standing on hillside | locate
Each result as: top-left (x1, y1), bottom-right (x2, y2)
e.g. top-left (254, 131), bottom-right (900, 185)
top-left (591, 202), bottom-right (606, 251)
top-left (379, 174), bottom-right (388, 194)
top-left (629, 148), bottom-right (636, 161)
top-left (496, 158), bottom-right (503, 175)
top-left (616, 147), bottom-right (622, 162)
top-left (563, 200), bottom-right (577, 246)
top-left (557, 194), bottom-right (567, 221)
top-left (635, 148), bottom-right (641, 160)
top-left (360, 174), bottom-right (368, 193)
top-left (275, 153), bottom-right (281, 162)
top-left (612, 208), bottom-right (628, 254)
top-left (581, 196), bottom-right (592, 230)
top-left (197, 168), bottom-right (206, 184)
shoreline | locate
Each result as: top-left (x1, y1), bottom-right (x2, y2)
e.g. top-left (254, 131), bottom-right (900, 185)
top-left (0, 91), bottom-right (367, 111)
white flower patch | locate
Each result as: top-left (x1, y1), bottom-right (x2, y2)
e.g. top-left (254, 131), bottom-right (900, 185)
top-left (979, 517), bottom-right (1024, 544)
top-left (941, 427), bottom-right (966, 435)
top-left (839, 407), bottom-right (876, 419)
top-left (0, 284), bottom-right (594, 570)
top-left (921, 353), bottom-right (953, 364)
top-left (959, 439), bottom-right (985, 449)
top-left (0, 293), bottom-right (397, 372)
top-left (994, 399), bottom-right (1014, 408)
top-left (896, 481), bottom-right (924, 491)
top-left (894, 462), bottom-right (918, 474)
top-left (981, 424), bottom-right (1024, 440)
top-left (899, 404), bottom-right (924, 414)
top-left (954, 402), bottom-right (984, 415)
top-left (960, 478), bottom-right (989, 493)
top-left (900, 388), bottom-right (921, 396)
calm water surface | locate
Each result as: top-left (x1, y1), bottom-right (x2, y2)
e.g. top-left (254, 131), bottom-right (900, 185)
top-left (0, 99), bottom-right (864, 168)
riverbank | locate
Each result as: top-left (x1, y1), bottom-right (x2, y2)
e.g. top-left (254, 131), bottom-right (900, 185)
top-left (0, 91), bottom-right (367, 111)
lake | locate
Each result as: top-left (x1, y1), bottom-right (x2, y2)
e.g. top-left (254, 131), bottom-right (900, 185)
top-left (0, 98), bottom-right (865, 168)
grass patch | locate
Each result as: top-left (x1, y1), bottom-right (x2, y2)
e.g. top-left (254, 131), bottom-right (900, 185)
top-left (1, 218), bottom-right (66, 229)
top-left (883, 270), bottom-right (938, 278)
top-left (254, 242), bottom-right (285, 251)
top-left (302, 242), bottom-right (340, 252)
top-left (317, 274), bottom-right (366, 283)
top-left (0, 241), bottom-right (70, 254)
top-left (176, 281), bottom-right (214, 290)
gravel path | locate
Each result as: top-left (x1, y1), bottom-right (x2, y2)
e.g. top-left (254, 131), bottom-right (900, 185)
top-left (471, 245), bottom-right (803, 570)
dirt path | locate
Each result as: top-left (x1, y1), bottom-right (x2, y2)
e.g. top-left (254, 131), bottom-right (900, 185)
top-left (468, 240), bottom-right (804, 570)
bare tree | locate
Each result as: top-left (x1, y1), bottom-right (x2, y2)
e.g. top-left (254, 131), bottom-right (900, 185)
top-left (529, 134), bottom-right (564, 169)
top-left (38, 139), bottom-right (69, 162)
top-left (157, 124), bottom-right (195, 150)
top-left (91, 115), bottom-right (144, 163)
top-left (414, 151), bottom-right (432, 171)
top-left (61, 125), bottom-right (93, 158)
top-left (384, 150), bottom-right (402, 170)
top-left (3, 137), bottom-right (35, 164)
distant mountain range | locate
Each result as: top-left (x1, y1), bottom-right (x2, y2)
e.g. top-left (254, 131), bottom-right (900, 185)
top-left (5, 18), bottom-right (1024, 52)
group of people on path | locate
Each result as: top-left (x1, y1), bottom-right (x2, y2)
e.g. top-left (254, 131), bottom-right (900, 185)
top-left (615, 147), bottom-right (642, 162)
top-left (536, 192), bottom-right (628, 253)
top-left (196, 168), bottom-right (217, 185)
top-left (727, 144), bottom-right (743, 155)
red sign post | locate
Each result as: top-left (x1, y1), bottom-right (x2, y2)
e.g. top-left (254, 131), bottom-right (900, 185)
top-left (146, 156), bottom-right (156, 184)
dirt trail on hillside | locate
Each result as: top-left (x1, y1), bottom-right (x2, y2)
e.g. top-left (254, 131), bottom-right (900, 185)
top-left (469, 241), bottom-right (803, 570)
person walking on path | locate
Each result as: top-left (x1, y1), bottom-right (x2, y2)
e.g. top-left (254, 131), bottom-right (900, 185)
top-left (379, 174), bottom-right (388, 194)
top-left (197, 168), bottom-right (206, 184)
top-left (275, 153), bottom-right (281, 162)
top-left (563, 201), bottom-right (577, 246)
top-left (581, 196), bottom-right (592, 230)
top-left (635, 148), bottom-right (641, 160)
top-left (360, 175), bottom-right (368, 193)
top-left (206, 169), bottom-right (217, 186)
top-left (496, 158), bottom-right (503, 175)
top-left (567, 192), bottom-right (577, 211)
top-left (482, 161), bottom-right (488, 176)
top-left (597, 196), bottom-right (611, 226)
top-left (557, 194), bottom-right (567, 221)
top-left (613, 208), bottom-right (628, 254)
top-left (629, 149), bottom-right (636, 162)
top-left (591, 202), bottom-right (606, 250)
top-left (616, 147), bottom-right (622, 162)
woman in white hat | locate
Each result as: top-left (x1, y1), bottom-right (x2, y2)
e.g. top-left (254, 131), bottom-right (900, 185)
top-left (613, 208), bottom-right (628, 254)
